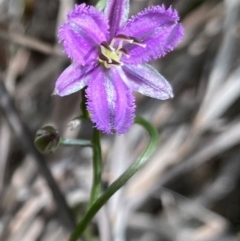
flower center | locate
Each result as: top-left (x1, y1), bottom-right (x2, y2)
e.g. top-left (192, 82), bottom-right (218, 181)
top-left (99, 34), bottom-right (145, 68)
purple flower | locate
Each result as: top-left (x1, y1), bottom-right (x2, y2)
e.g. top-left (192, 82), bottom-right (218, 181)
top-left (54, 1), bottom-right (184, 134)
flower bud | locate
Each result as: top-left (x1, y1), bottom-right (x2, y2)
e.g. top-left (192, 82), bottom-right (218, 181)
top-left (34, 126), bottom-right (60, 154)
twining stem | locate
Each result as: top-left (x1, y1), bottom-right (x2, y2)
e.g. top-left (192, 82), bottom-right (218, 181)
top-left (60, 138), bottom-right (92, 147)
top-left (88, 128), bottom-right (102, 209)
top-left (69, 116), bottom-right (158, 241)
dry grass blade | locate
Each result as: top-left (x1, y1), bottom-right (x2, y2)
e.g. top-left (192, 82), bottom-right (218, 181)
top-left (196, 0), bottom-right (240, 124)
top-left (0, 30), bottom-right (64, 56)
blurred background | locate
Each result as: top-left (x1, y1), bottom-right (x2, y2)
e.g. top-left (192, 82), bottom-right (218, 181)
top-left (0, 0), bottom-right (240, 240)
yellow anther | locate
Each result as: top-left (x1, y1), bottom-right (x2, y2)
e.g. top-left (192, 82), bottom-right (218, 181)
top-left (99, 42), bottom-right (123, 68)
top-left (99, 35), bottom-right (145, 68)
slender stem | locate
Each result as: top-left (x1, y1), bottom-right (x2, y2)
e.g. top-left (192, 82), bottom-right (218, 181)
top-left (80, 86), bottom-right (102, 205)
top-left (69, 116), bottom-right (158, 241)
top-left (81, 88), bottom-right (89, 119)
top-left (60, 138), bottom-right (92, 147)
top-left (88, 128), bottom-right (102, 209)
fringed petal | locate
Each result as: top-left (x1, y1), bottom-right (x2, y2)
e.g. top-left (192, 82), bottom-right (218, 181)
top-left (122, 64), bottom-right (173, 100)
top-left (104, 0), bottom-right (129, 38)
top-left (86, 67), bottom-right (135, 134)
top-left (54, 63), bottom-right (94, 96)
top-left (59, 4), bottom-right (109, 65)
top-left (118, 5), bottom-right (184, 64)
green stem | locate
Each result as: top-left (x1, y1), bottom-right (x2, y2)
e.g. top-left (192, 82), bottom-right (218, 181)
top-left (88, 128), bottom-right (102, 209)
top-left (81, 88), bottom-right (89, 119)
top-left (69, 116), bottom-right (158, 241)
top-left (60, 138), bottom-right (92, 147)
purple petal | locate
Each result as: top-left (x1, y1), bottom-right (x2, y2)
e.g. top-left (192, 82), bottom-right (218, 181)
top-left (86, 67), bottom-right (135, 134)
top-left (59, 4), bottom-right (109, 65)
top-left (104, 0), bottom-right (129, 38)
top-left (122, 64), bottom-right (173, 100)
top-left (118, 5), bottom-right (184, 64)
top-left (54, 63), bottom-right (94, 96)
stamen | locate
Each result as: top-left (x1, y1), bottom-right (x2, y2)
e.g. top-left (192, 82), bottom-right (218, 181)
top-left (115, 34), bottom-right (132, 40)
top-left (115, 34), bottom-right (133, 43)
top-left (110, 59), bottom-right (121, 65)
top-left (114, 35), bottom-right (146, 47)
top-left (103, 60), bottom-right (123, 69)
top-left (110, 38), bottom-right (115, 47)
top-left (119, 48), bottom-right (130, 58)
top-left (101, 41), bottom-right (114, 51)
top-left (99, 53), bottom-right (110, 62)
top-left (132, 41), bottom-right (146, 48)
top-left (99, 35), bottom-right (134, 68)
top-left (130, 36), bottom-right (140, 42)
top-left (131, 37), bottom-right (146, 48)
top-left (116, 40), bottom-right (123, 51)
